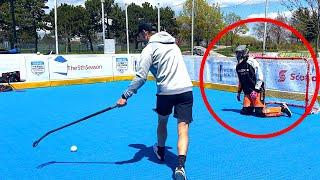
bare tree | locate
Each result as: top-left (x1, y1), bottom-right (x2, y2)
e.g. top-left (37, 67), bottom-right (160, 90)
top-left (281, 0), bottom-right (320, 57)
top-left (224, 12), bottom-right (248, 47)
top-left (254, 13), bottom-right (290, 50)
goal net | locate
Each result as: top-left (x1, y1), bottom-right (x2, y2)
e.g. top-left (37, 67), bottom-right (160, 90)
top-left (254, 56), bottom-right (319, 114)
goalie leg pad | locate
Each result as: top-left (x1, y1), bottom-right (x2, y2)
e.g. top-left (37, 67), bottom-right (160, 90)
top-left (254, 107), bottom-right (266, 117)
top-left (240, 107), bottom-right (254, 115)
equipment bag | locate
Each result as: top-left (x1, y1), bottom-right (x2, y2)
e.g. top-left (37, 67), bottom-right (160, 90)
top-left (0, 85), bottom-right (13, 92)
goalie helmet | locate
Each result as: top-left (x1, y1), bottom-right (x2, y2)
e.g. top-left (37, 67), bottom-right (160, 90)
top-left (235, 45), bottom-right (249, 62)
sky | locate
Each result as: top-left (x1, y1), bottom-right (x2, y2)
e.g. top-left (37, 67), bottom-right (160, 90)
top-left (44, 0), bottom-right (293, 37)
top-left (46, 0), bottom-right (291, 20)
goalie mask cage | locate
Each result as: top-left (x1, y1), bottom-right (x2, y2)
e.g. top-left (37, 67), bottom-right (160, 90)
top-left (254, 56), bottom-right (319, 114)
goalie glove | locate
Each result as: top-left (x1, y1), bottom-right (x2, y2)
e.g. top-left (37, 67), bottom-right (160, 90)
top-left (237, 92), bottom-right (241, 101)
top-left (250, 90), bottom-right (259, 99)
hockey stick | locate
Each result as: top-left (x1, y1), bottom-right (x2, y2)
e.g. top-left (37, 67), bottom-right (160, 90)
top-left (7, 80), bottom-right (25, 92)
top-left (32, 104), bottom-right (118, 148)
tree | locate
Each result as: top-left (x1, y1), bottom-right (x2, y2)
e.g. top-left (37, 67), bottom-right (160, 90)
top-left (109, 3), bottom-right (125, 44)
top-left (177, 0), bottom-right (224, 47)
top-left (48, 4), bottom-right (90, 53)
top-left (84, 0), bottom-right (103, 51)
top-left (1, 0), bottom-right (18, 48)
top-left (160, 7), bottom-right (178, 35)
top-left (141, 2), bottom-right (157, 23)
top-left (0, 1), bottom-right (5, 26)
top-left (127, 4), bottom-right (177, 44)
top-left (254, 13), bottom-right (290, 50)
top-left (20, 0), bottom-right (49, 53)
top-left (0, 0), bottom-right (49, 51)
top-left (202, 3), bottom-right (224, 46)
top-left (282, 0), bottom-right (320, 56)
top-left (128, 3), bottom-right (144, 49)
top-left (85, 0), bottom-right (114, 38)
top-left (0, 1), bottom-right (7, 34)
top-left (237, 35), bottom-right (261, 48)
top-left (0, 1), bottom-right (15, 49)
top-left (0, 2), bottom-right (6, 47)
top-left (84, 0), bottom-right (101, 51)
top-left (85, 0), bottom-right (126, 52)
top-left (269, 13), bottom-right (290, 48)
top-left (176, 15), bottom-right (190, 45)
top-left (291, 8), bottom-right (317, 42)
top-left (224, 12), bottom-right (248, 46)
top-left (101, 0), bottom-right (114, 39)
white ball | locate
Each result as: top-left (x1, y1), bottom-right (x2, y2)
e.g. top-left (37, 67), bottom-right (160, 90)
top-left (70, 145), bottom-right (77, 152)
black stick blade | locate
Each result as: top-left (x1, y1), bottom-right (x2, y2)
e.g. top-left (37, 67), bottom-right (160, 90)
top-left (33, 140), bottom-right (39, 147)
top-left (32, 105), bottom-right (118, 149)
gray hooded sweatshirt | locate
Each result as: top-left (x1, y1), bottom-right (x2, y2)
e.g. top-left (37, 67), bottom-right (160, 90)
top-left (122, 31), bottom-right (193, 99)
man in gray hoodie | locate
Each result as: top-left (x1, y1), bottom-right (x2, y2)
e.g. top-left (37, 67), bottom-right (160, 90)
top-left (116, 23), bottom-right (193, 180)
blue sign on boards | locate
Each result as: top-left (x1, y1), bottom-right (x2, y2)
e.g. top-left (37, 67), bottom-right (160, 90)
top-left (31, 61), bottom-right (45, 76)
top-left (116, 58), bottom-right (128, 73)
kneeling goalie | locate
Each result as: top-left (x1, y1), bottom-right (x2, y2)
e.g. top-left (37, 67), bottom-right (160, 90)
top-left (235, 45), bottom-right (292, 117)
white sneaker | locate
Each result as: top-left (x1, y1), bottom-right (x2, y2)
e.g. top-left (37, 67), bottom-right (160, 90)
top-left (281, 103), bottom-right (292, 117)
top-left (153, 144), bottom-right (165, 161)
top-left (175, 166), bottom-right (187, 180)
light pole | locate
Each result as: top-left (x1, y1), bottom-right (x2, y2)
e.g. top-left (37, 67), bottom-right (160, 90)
top-left (125, 3), bottom-right (129, 54)
top-left (9, 0), bottom-right (17, 49)
top-left (262, 0), bottom-right (268, 55)
top-left (316, 0), bottom-right (320, 58)
top-left (158, 3), bottom-right (160, 32)
top-left (191, 0), bottom-right (194, 56)
top-left (54, 0), bottom-right (59, 54)
top-left (101, 0), bottom-right (106, 54)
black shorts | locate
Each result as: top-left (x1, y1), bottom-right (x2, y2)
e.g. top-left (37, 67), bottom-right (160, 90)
top-left (156, 91), bottom-right (193, 123)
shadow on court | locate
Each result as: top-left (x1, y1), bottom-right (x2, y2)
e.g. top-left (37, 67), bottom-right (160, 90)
top-left (114, 144), bottom-right (177, 172)
top-left (221, 108), bottom-right (241, 113)
top-left (36, 161), bottom-right (115, 169)
top-left (37, 144), bottom-right (177, 176)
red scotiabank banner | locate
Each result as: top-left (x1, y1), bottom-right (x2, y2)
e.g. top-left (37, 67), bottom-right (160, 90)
top-left (259, 58), bottom-right (317, 93)
top-left (187, 55), bottom-right (318, 94)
